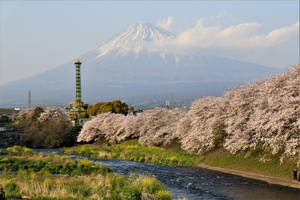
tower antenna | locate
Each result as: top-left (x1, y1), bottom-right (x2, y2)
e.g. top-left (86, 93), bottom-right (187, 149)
top-left (28, 90), bottom-right (31, 108)
top-left (169, 92), bottom-right (173, 109)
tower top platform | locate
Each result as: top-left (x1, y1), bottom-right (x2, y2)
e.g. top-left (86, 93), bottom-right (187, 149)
top-left (74, 59), bottom-right (82, 64)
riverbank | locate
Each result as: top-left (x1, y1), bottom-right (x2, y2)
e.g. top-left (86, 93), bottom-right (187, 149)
top-left (197, 148), bottom-right (300, 189)
top-left (0, 146), bottom-right (172, 200)
top-left (61, 139), bottom-right (202, 167)
top-left (197, 164), bottom-right (300, 189)
top-left (62, 140), bottom-right (300, 190)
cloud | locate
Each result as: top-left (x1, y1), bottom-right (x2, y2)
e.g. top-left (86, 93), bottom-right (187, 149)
top-left (171, 19), bottom-right (299, 49)
top-left (266, 22), bottom-right (299, 44)
top-left (157, 16), bottom-right (173, 31)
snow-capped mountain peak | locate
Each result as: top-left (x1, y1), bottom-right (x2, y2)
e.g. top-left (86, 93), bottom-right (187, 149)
top-left (96, 23), bottom-right (175, 58)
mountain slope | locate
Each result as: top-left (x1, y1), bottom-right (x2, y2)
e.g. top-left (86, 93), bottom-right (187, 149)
top-left (0, 23), bottom-right (282, 107)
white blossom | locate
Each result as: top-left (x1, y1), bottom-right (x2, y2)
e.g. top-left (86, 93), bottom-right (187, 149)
top-left (78, 65), bottom-right (300, 157)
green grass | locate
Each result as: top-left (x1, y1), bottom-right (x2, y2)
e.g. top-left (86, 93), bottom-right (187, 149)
top-left (0, 146), bottom-right (109, 176)
top-left (199, 148), bottom-right (298, 179)
top-left (0, 172), bottom-right (171, 200)
top-left (0, 146), bottom-right (172, 200)
top-left (61, 139), bottom-right (202, 167)
top-left (62, 140), bottom-right (299, 180)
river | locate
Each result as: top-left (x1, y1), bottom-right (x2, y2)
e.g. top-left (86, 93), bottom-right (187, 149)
top-left (28, 149), bottom-right (299, 200)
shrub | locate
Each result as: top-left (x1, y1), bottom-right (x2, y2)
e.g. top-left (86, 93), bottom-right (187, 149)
top-left (0, 145), bottom-right (35, 156)
top-left (138, 176), bottom-right (165, 194)
top-left (155, 190), bottom-right (172, 200)
top-left (87, 100), bottom-right (129, 116)
top-left (123, 185), bottom-right (141, 200)
top-left (22, 118), bottom-right (78, 148)
top-left (0, 115), bottom-right (11, 123)
top-left (14, 107), bottom-right (78, 148)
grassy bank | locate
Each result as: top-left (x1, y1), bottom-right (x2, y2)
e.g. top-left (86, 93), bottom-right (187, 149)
top-left (198, 148), bottom-right (298, 180)
top-left (62, 139), bottom-right (202, 167)
top-left (62, 140), bottom-right (298, 181)
top-left (0, 146), bottom-right (172, 200)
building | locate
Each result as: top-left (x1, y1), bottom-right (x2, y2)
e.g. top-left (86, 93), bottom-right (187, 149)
top-left (65, 59), bottom-right (89, 126)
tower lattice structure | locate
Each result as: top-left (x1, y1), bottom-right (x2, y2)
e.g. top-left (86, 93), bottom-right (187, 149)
top-left (65, 59), bottom-right (88, 126)
top-left (74, 59), bottom-right (82, 104)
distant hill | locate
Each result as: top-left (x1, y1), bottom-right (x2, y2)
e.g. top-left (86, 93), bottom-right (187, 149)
top-left (0, 23), bottom-right (282, 107)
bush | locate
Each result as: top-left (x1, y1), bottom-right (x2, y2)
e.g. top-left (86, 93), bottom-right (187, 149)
top-left (14, 107), bottom-right (78, 148)
top-left (22, 118), bottom-right (78, 148)
top-left (136, 176), bottom-right (165, 194)
top-left (155, 190), bottom-right (172, 200)
top-left (123, 186), bottom-right (141, 200)
top-left (0, 115), bottom-right (11, 123)
top-left (87, 100), bottom-right (129, 116)
top-left (0, 145), bottom-right (35, 156)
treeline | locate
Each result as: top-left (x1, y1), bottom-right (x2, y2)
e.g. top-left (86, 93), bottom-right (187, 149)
top-left (8, 100), bottom-right (134, 148)
top-left (78, 66), bottom-right (300, 157)
top-left (87, 100), bottom-right (133, 116)
top-left (0, 115), bottom-right (11, 123)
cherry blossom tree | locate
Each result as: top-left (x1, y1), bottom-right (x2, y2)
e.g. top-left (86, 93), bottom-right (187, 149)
top-left (78, 65), bottom-right (300, 158)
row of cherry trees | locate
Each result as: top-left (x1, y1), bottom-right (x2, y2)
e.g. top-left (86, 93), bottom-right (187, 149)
top-left (78, 65), bottom-right (300, 157)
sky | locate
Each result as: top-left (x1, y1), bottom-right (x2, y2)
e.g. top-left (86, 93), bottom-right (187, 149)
top-left (0, 0), bottom-right (299, 85)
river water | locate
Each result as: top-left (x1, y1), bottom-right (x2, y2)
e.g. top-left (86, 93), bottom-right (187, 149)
top-left (29, 149), bottom-right (300, 200)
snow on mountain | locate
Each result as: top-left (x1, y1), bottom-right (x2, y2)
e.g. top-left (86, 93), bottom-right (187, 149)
top-left (95, 23), bottom-right (175, 58)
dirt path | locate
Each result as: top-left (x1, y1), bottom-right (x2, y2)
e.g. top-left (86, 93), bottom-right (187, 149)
top-left (197, 164), bottom-right (300, 189)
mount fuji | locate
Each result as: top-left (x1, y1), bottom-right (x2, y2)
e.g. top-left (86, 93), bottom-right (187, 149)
top-left (0, 23), bottom-right (282, 107)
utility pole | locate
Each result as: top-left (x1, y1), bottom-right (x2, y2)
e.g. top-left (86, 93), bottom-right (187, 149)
top-left (28, 90), bottom-right (31, 108)
top-left (169, 92), bottom-right (174, 109)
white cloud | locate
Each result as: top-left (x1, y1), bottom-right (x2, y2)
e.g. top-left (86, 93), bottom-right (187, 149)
top-left (171, 19), bottom-right (299, 49)
top-left (266, 22), bottom-right (299, 44)
top-left (157, 16), bottom-right (173, 31)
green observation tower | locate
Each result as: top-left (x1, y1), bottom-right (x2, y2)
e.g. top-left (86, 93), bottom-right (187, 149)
top-left (65, 59), bottom-right (89, 127)
top-left (74, 59), bottom-right (82, 104)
